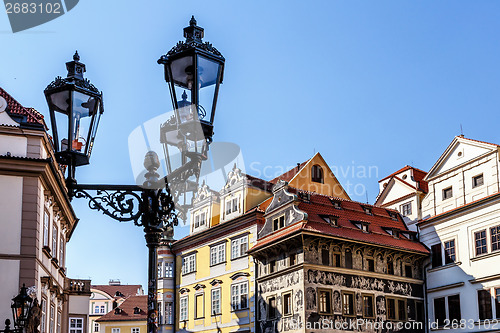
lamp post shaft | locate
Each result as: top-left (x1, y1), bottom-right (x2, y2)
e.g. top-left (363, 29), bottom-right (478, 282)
top-left (145, 229), bottom-right (161, 333)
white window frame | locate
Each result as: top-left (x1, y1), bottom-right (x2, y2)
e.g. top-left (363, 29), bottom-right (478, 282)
top-left (210, 243), bottom-right (225, 266)
top-left (231, 235), bottom-right (248, 259)
top-left (59, 234), bottom-right (65, 267)
top-left (164, 262), bottom-right (173, 278)
top-left (231, 281), bottom-right (248, 311)
top-left (41, 298), bottom-right (47, 333)
top-left (111, 329), bottom-right (120, 333)
top-left (400, 202), bottom-right (412, 216)
top-left (211, 289), bottom-right (221, 315)
top-left (69, 317), bottom-right (84, 333)
top-left (131, 328), bottom-right (140, 333)
top-left (52, 225), bottom-right (58, 258)
top-left (93, 322), bottom-right (99, 332)
top-left (180, 297), bottom-right (188, 321)
top-left (165, 302), bottom-right (173, 325)
top-left (49, 304), bottom-right (55, 333)
top-left (182, 254), bottom-right (196, 275)
top-left (43, 210), bottom-right (50, 248)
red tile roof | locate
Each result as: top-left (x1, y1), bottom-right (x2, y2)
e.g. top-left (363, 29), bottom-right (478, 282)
top-left (95, 295), bottom-right (147, 322)
top-left (251, 190), bottom-right (428, 254)
top-left (460, 136), bottom-right (500, 147)
top-left (0, 87), bottom-right (47, 128)
top-left (92, 285), bottom-right (143, 299)
top-left (270, 160), bottom-right (309, 183)
top-left (379, 165), bottom-right (428, 193)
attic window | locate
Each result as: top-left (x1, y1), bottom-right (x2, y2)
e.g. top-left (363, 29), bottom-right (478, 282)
top-left (114, 308), bottom-right (122, 314)
top-left (298, 192), bottom-right (310, 202)
top-left (311, 165), bottom-right (324, 183)
top-left (330, 199), bottom-right (342, 209)
top-left (363, 206), bottom-right (372, 216)
top-left (352, 221), bottom-right (369, 233)
top-left (321, 215), bottom-right (338, 227)
top-left (134, 307), bottom-right (141, 314)
top-left (387, 211), bottom-right (398, 221)
top-left (115, 291), bottom-right (123, 297)
top-left (392, 229), bottom-right (400, 239)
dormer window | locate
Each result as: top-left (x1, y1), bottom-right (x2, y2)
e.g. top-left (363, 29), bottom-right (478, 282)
top-left (352, 221), bottom-right (369, 233)
top-left (321, 215), bottom-right (338, 227)
top-left (330, 199), bottom-right (342, 209)
top-left (311, 165), bottom-right (324, 183)
top-left (225, 197), bottom-right (239, 216)
top-left (363, 206), bottom-right (372, 216)
top-left (298, 192), bottom-right (310, 202)
top-left (387, 211), bottom-right (398, 221)
top-left (134, 307), bottom-right (141, 314)
top-left (273, 215), bottom-right (285, 231)
top-left (114, 308), bottom-right (122, 314)
top-left (194, 212), bottom-right (207, 229)
top-left (115, 291), bottom-right (123, 297)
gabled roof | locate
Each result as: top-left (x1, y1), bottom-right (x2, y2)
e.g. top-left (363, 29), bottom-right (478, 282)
top-left (270, 160), bottom-right (309, 183)
top-left (250, 190), bottom-right (428, 254)
top-left (91, 284), bottom-right (143, 299)
top-left (425, 136), bottom-right (499, 180)
top-left (0, 87), bottom-right (47, 129)
top-left (375, 166), bottom-right (428, 205)
top-left (95, 295), bottom-right (147, 322)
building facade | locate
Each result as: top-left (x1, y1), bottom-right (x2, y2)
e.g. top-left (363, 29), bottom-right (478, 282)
top-left (95, 295), bottom-right (147, 333)
top-left (249, 181), bottom-right (428, 333)
top-left (417, 136), bottom-right (500, 332)
top-left (0, 87), bottom-right (90, 333)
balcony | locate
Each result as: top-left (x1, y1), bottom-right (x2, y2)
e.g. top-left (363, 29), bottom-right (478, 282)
top-left (65, 278), bottom-right (91, 295)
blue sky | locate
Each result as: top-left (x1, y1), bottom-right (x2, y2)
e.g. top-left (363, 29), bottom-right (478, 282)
top-left (2, 1), bottom-right (500, 288)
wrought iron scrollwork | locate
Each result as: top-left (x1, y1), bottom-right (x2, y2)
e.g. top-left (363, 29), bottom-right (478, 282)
top-left (73, 188), bottom-right (143, 224)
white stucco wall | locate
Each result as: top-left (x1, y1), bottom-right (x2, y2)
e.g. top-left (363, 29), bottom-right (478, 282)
top-left (0, 260), bottom-right (20, 324)
top-left (0, 175), bottom-right (23, 254)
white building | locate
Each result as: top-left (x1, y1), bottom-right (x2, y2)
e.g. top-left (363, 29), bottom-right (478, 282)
top-left (379, 135), bottom-right (500, 332)
top-left (0, 87), bottom-right (90, 332)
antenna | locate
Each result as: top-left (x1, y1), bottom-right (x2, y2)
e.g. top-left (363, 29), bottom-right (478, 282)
top-left (365, 191), bottom-right (369, 204)
top-left (460, 124), bottom-right (464, 137)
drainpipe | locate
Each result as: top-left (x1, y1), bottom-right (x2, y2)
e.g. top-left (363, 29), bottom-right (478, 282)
top-left (423, 262), bottom-right (431, 333)
top-left (253, 256), bottom-right (259, 333)
top-left (168, 242), bottom-right (176, 333)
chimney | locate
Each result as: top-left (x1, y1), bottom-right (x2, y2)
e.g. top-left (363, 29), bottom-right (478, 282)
top-left (297, 163), bottom-right (300, 171)
top-left (109, 279), bottom-right (121, 286)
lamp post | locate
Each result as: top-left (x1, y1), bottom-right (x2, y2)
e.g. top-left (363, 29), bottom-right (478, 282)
top-left (44, 17), bottom-right (223, 333)
top-left (0, 284), bottom-right (33, 333)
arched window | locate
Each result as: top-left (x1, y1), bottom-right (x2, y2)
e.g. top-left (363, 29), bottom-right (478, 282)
top-left (345, 249), bottom-right (353, 269)
top-left (311, 165), bottom-right (324, 183)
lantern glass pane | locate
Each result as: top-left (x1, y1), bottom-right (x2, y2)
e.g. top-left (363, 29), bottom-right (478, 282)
top-left (71, 91), bottom-right (97, 154)
top-left (170, 55), bottom-right (194, 88)
top-left (50, 90), bottom-right (71, 114)
top-left (197, 55), bottom-right (220, 123)
top-left (55, 110), bottom-right (69, 152)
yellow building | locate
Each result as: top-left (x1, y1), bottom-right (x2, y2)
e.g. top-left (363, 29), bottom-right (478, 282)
top-left (95, 295), bottom-right (147, 333)
top-left (89, 281), bottom-right (144, 333)
top-left (172, 154), bottom-right (349, 333)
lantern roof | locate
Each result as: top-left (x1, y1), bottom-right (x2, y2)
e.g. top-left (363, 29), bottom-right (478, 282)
top-left (158, 16), bottom-right (225, 64)
top-left (44, 51), bottom-right (101, 95)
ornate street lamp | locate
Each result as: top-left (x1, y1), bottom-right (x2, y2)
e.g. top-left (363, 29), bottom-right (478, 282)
top-left (11, 284), bottom-right (32, 331)
top-left (43, 17), bottom-right (223, 333)
top-left (44, 51), bottom-right (103, 186)
top-left (158, 16), bottom-right (224, 216)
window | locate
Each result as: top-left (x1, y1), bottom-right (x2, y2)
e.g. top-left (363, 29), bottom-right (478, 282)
top-left (132, 329), bottom-right (140, 333)
top-left (404, 264), bottom-right (412, 278)
top-left (111, 329), bottom-right (120, 333)
top-left (363, 207), bottom-right (372, 216)
top-left (231, 235), bottom-right (248, 259)
top-left (52, 226), bottom-right (58, 257)
top-left (321, 248), bottom-right (330, 265)
top-left (182, 254), bottom-right (196, 274)
top-left (397, 299), bottom-right (406, 321)
top-left (443, 187), bottom-right (453, 200)
top-left (363, 295), bottom-right (374, 318)
top-left (289, 253), bottom-right (296, 266)
top-left (49, 304), bottom-right (55, 333)
top-left (41, 298), bottom-right (47, 333)
top-left (180, 297), bottom-right (188, 321)
top-left (448, 295), bottom-right (461, 322)
top-left (211, 289), bottom-right (221, 315)
top-left (100, 305), bottom-right (105, 314)
top-left (491, 225), bottom-right (500, 252)
top-left (43, 210), bottom-right (50, 247)
top-left (267, 296), bottom-right (277, 319)
top-left (473, 174), bottom-right (484, 188)
top-left (345, 249), bottom-right (352, 269)
top-left (164, 262), bottom-right (173, 278)
top-left (69, 318), bottom-right (83, 333)
top-left (269, 260), bottom-right (276, 273)
top-left (195, 294), bottom-right (204, 319)
top-left (401, 202), bottom-right (412, 216)
top-left (319, 289), bottom-right (332, 314)
top-left (311, 165), bottom-right (324, 183)
top-left (387, 298), bottom-right (396, 320)
top-left (158, 262), bottom-right (162, 278)
top-left (478, 289), bottom-right (493, 320)
top-left (225, 197), bottom-right (239, 215)
top-left (342, 292), bottom-right (354, 316)
top-left (57, 312), bottom-right (61, 333)
top-left (367, 259), bottom-right (375, 272)
top-left (231, 282), bottom-right (248, 310)
top-left (321, 215), bottom-right (338, 226)
top-left (444, 240), bottom-right (456, 264)
top-left (496, 288), bottom-right (500, 319)
top-left (333, 253), bottom-right (341, 267)
top-left (283, 292), bottom-right (292, 316)
top-left (210, 243), bottom-right (225, 266)
top-left (93, 322), bottom-right (99, 332)
top-left (431, 243), bottom-right (443, 268)
top-left (475, 230), bottom-right (488, 256)
top-left (330, 199), bottom-right (342, 209)
top-left (273, 215), bottom-right (285, 231)
top-left (94, 305), bottom-right (99, 314)
top-left (59, 235), bottom-right (65, 267)
top-left (387, 258), bottom-right (394, 275)
top-left (165, 302), bottom-right (173, 324)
